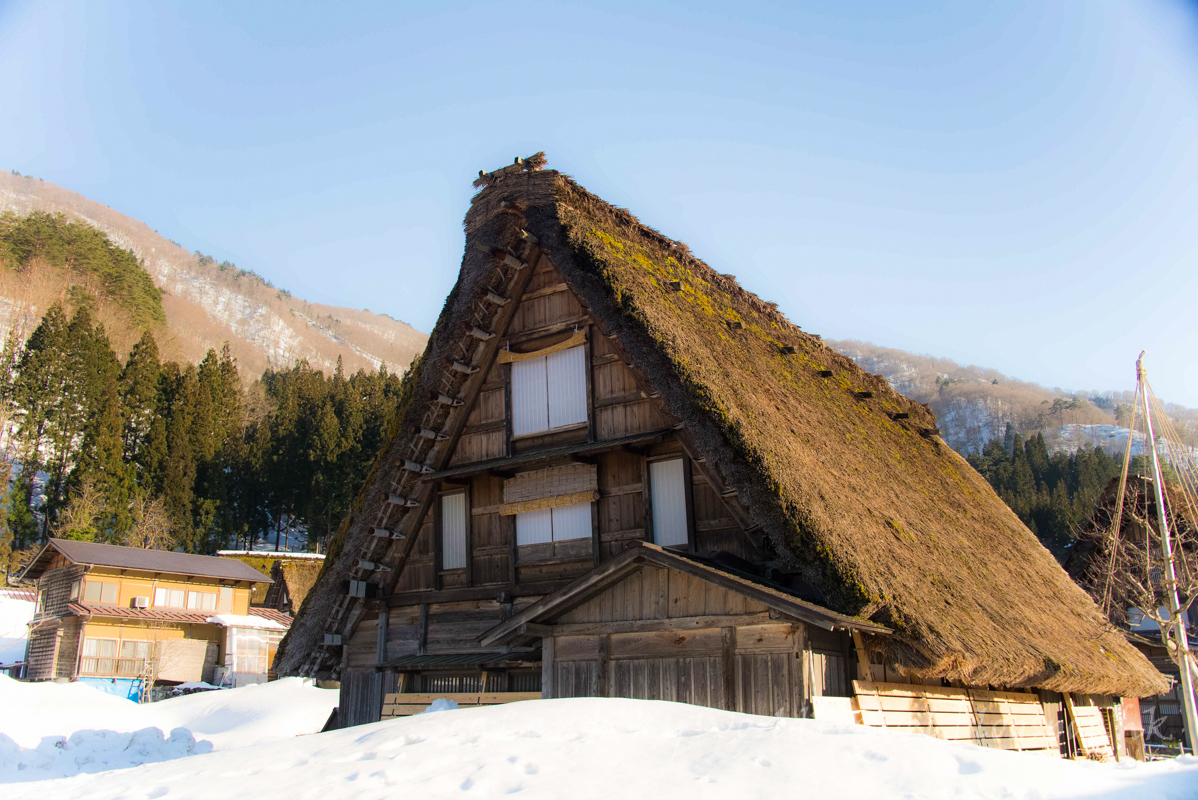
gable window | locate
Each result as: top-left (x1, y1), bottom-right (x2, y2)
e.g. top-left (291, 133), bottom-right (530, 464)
top-left (516, 502), bottom-right (592, 545)
top-left (83, 580), bottom-right (119, 605)
top-left (511, 345), bottom-right (588, 436)
top-left (650, 458), bottom-right (689, 548)
top-left (441, 493), bottom-right (467, 570)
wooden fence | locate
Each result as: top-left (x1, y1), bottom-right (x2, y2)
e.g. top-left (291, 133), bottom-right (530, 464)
top-left (853, 681), bottom-right (1063, 756)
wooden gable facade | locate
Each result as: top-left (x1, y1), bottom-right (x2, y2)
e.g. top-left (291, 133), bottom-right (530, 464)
top-left (331, 251), bottom-right (823, 725)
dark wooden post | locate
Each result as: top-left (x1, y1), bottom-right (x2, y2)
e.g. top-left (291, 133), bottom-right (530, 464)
top-left (721, 626), bottom-right (737, 712)
top-left (542, 637), bottom-right (555, 699)
top-left (596, 634), bottom-right (610, 697)
top-left (376, 607), bottom-right (389, 666)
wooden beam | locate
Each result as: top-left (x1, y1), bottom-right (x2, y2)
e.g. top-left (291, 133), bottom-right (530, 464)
top-left (521, 282), bottom-right (569, 302)
top-left (463, 419), bottom-right (507, 436)
top-left (505, 315), bottom-right (590, 346)
top-left (597, 634), bottom-right (610, 697)
top-left (594, 390), bottom-right (648, 409)
top-left (851, 630), bottom-right (872, 681)
top-left (376, 607), bottom-right (390, 666)
top-left (541, 636), bottom-right (555, 699)
top-left (386, 579), bottom-right (574, 608)
top-left (417, 603), bottom-right (429, 657)
top-left (549, 612), bottom-right (772, 637)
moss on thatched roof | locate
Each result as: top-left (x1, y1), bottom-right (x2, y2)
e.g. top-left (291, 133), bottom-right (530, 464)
top-left (280, 158), bottom-right (1164, 695)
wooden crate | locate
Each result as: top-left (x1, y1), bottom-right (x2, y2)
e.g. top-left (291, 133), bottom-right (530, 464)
top-left (853, 681), bottom-right (1060, 756)
top-left (380, 692), bottom-right (542, 719)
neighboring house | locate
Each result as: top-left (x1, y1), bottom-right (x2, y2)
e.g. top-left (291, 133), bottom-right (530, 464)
top-left (0, 587), bottom-right (37, 677)
top-left (216, 551), bottom-right (325, 615)
top-left (19, 539), bottom-right (289, 699)
top-left (278, 156), bottom-right (1164, 754)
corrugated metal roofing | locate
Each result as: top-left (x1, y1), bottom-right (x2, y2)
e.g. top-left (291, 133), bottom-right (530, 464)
top-left (248, 607), bottom-right (294, 626)
top-left (68, 603), bottom-right (215, 625)
top-left (23, 539), bottom-right (272, 583)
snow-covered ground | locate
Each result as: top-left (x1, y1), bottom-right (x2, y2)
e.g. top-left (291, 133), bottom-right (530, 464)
top-left (0, 594), bottom-right (35, 666)
top-left (3, 687), bottom-right (1197, 799)
top-left (0, 675), bottom-right (337, 782)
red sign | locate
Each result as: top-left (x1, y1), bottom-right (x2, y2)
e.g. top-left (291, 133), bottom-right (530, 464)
top-left (1122, 697), bottom-right (1143, 731)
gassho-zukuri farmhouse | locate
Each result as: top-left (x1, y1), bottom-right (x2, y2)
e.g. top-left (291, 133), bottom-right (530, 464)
top-left (276, 154), bottom-right (1165, 757)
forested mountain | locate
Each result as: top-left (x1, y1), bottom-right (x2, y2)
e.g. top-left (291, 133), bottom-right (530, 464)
top-left (0, 301), bottom-right (414, 573)
top-left (829, 339), bottom-right (1198, 455)
top-left (0, 170), bottom-right (427, 377)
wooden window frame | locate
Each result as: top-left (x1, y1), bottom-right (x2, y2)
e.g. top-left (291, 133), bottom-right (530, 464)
top-left (644, 453), bottom-right (696, 552)
top-left (435, 487), bottom-right (472, 587)
top-left (506, 342), bottom-right (590, 441)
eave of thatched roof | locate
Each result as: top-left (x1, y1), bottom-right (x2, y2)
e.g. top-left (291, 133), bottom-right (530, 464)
top-left (279, 156), bottom-right (1165, 696)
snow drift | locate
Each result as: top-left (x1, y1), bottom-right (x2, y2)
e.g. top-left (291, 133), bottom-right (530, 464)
top-left (0, 674), bottom-right (336, 783)
top-left (5, 696), bottom-right (1197, 799)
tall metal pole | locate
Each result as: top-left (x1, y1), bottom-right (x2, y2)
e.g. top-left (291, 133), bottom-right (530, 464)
top-left (1140, 354), bottom-right (1198, 752)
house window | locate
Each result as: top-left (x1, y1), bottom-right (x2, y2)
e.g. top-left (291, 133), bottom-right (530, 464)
top-left (81, 638), bottom-right (118, 675)
top-left (187, 590), bottom-right (217, 611)
top-left (119, 640), bottom-right (153, 676)
top-left (69, 581), bottom-right (80, 601)
top-left (516, 502), bottom-right (592, 545)
top-left (83, 580), bottom-right (119, 605)
top-left (441, 493), bottom-right (467, 570)
top-left (511, 345), bottom-right (588, 436)
top-left (650, 458), bottom-right (689, 547)
top-left (218, 587), bottom-right (234, 613)
top-left (154, 587), bottom-right (186, 608)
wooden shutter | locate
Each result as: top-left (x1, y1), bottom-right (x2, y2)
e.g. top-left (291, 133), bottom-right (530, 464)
top-left (516, 507), bottom-right (554, 545)
top-left (441, 493), bottom-right (468, 570)
top-left (650, 458), bottom-right (688, 546)
top-left (550, 502), bottom-right (592, 541)
top-left (547, 346), bottom-right (587, 428)
top-left (512, 357), bottom-right (549, 435)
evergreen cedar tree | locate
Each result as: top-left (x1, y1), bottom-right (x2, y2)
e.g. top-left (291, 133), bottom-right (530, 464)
top-left (0, 302), bottom-right (408, 561)
top-left (277, 156), bottom-right (1164, 697)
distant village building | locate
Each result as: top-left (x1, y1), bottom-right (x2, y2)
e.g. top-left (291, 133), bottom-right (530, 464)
top-left (216, 551), bottom-right (325, 616)
top-left (278, 156), bottom-right (1165, 756)
top-left (20, 539), bottom-right (291, 699)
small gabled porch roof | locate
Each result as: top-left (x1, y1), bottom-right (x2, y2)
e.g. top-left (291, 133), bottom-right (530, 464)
top-left (479, 542), bottom-right (891, 648)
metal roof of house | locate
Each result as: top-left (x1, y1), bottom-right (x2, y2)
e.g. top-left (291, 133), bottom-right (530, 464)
top-left (20, 539), bottom-right (273, 584)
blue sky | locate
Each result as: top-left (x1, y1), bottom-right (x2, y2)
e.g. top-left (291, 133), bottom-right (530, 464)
top-left (2, 1), bottom-right (1197, 404)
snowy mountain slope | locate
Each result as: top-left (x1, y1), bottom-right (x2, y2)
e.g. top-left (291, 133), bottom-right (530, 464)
top-left (0, 171), bottom-right (427, 376)
top-left (4, 695), bottom-right (1195, 799)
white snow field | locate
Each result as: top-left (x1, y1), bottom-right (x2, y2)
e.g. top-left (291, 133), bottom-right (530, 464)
top-left (0, 674), bottom-right (337, 782)
top-left (0, 593), bottom-right (35, 666)
top-left (5, 693), bottom-right (1198, 799)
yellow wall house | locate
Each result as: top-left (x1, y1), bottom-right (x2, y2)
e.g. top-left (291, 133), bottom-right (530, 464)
top-left (19, 539), bottom-right (289, 701)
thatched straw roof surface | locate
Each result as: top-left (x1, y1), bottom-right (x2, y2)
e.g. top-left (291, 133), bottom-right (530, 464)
top-left (278, 157), bottom-right (1163, 695)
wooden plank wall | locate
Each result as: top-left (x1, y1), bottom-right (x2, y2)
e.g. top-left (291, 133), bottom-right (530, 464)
top-left (338, 670), bottom-right (399, 728)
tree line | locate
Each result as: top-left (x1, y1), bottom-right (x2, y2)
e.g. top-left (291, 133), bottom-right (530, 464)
top-left (965, 427), bottom-right (1169, 560)
top-left (0, 302), bottom-right (409, 571)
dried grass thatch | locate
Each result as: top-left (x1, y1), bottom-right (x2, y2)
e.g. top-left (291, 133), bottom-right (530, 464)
top-left (280, 159), bottom-right (1164, 695)
top-left (278, 560), bottom-right (322, 612)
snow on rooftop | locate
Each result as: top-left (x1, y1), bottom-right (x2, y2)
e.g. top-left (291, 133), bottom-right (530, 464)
top-left (3, 693), bottom-right (1197, 798)
top-left (206, 613), bottom-right (287, 630)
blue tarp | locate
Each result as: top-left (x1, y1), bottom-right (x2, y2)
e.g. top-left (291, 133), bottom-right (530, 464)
top-left (77, 676), bottom-right (141, 702)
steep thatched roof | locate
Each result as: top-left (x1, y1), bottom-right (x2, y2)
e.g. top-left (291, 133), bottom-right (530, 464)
top-left (278, 156), bottom-right (1164, 696)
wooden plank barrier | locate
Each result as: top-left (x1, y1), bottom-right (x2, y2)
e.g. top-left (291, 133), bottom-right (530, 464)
top-left (1063, 694), bottom-right (1115, 760)
top-left (380, 692), bottom-right (542, 719)
top-left (853, 681), bottom-right (1060, 756)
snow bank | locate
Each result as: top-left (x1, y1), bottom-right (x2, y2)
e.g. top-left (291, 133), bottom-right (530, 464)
top-left (0, 675), bottom-right (336, 784)
top-left (0, 675), bottom-right (336, 750)
top-left (0, 597), bottom-right (34, 666)
top-left (7, 697), bottom-right (1198, 799)
top-left (0, 727), bottom-right (211, 783)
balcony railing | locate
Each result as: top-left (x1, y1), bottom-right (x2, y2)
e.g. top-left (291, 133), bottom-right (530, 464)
top-left (79, 657), bottom-right (149, 677)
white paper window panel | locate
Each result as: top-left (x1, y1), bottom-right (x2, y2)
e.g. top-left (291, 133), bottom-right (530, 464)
top-left (441, 493), bottom-right (468, 570)
top-left (547, 346), bottom-right (588, 429)
top-left (512, 357), bottom-right (549, 435)
top-left (650, 458), bottom-right (689, 547)
top-left (516, 507), bottom-right (554, 546)
top-left (551, 502), bottom-right (592, 541)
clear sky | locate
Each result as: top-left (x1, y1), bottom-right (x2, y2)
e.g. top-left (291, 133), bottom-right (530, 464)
top-left (2, 1), bottom-right (1197, 404)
